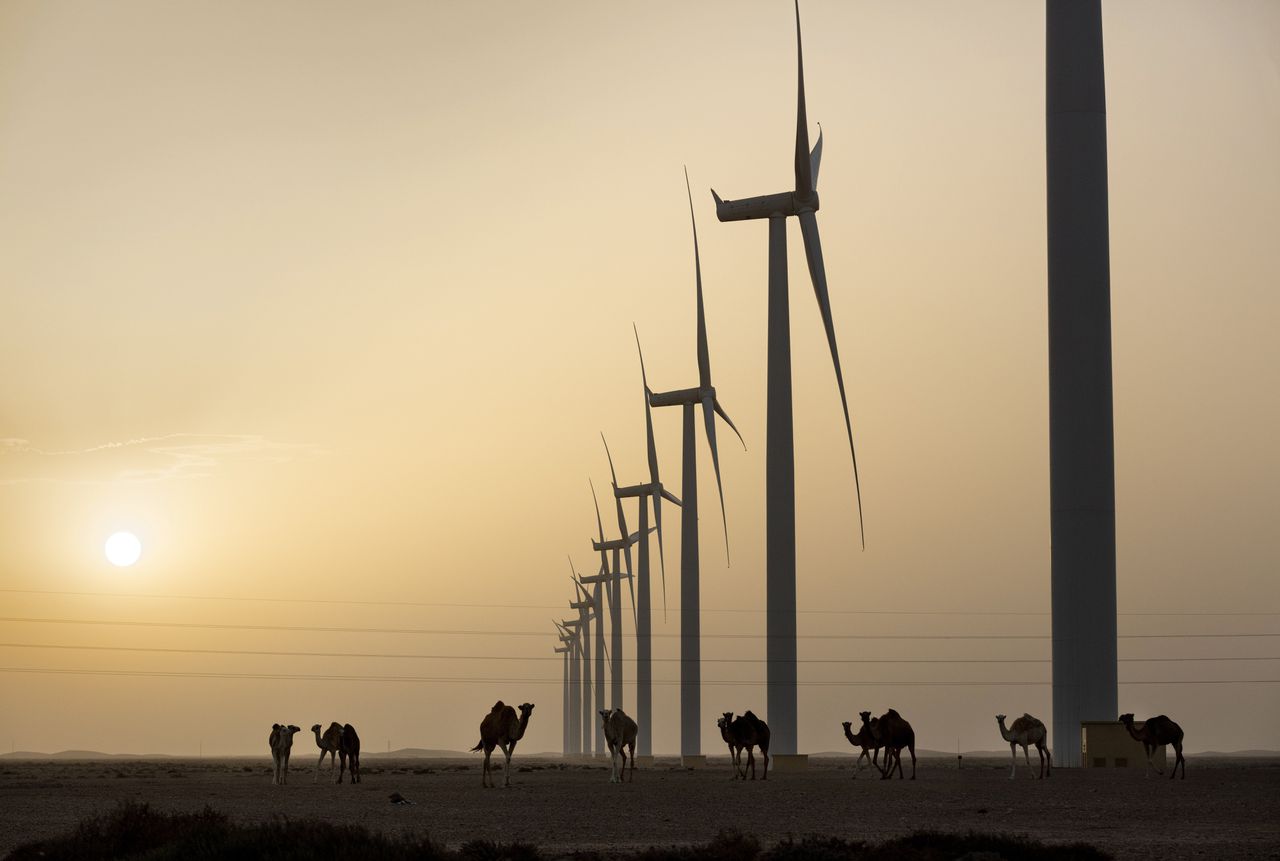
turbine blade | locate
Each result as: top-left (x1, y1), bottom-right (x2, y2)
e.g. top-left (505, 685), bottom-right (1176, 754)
top-left (636, 327), bottom-right (661, 486)
top-left (627, 567), bottom-right (637, 629)
top-left (714, 399), bottom-right (746, 451)
top-left (590, 478), bottom-right (605, 543)
top-left (794, 0), bottom-right (814, 197)
top-left (661, 488), bottom-right (682, 506)
top-left (686, 167), bottom-right (712, 389)
top-left (798, 209), bottom-right (864, 549)
top-left (701, 395), bottom-right (730, 565)
top-left (653, 495), bottom-right (668, 621)
top-left (810, 123), bottom-right (823, 190)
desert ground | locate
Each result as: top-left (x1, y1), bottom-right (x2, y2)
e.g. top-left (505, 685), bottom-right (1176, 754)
top-left (1, 754), bottom-right (1277, 859)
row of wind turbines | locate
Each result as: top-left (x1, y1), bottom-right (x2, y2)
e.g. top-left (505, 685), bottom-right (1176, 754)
top-left (553, 1), bottom-right (862, 764)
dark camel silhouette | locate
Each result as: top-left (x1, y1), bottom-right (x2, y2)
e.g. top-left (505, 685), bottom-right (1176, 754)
top-left (1120, 713), bottom-right (1185, 779)
top-left (717, 712), bottom-right (744, 778)
top-left (863, 708), bottom-right (916, 780)
top-left (723, 711), bottom-right (770, 780)
top-left (338, 722), bottom-right (361, 784)
top-left (471, 701), bottom-right (534, 788)
top-left (841, 712), bottom-right (882, 779)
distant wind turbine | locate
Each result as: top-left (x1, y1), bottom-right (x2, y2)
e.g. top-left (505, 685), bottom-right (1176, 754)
top-left (649, 168), bottom-right (744, 762)
top-left (605, 400), bottom-right (681, 760)
top-left (579, 475), bottom-right (641, 714)
top-left (568, 561), bottom-right (600, 756)
top-left (710, 0), bottom-right (862, 760)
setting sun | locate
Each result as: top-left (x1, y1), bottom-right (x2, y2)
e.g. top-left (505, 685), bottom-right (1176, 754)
top-left (104, 531), bottom-right (141, 567)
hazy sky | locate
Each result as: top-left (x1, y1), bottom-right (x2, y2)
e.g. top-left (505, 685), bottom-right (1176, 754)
top-left (1, 0), bottom-right (1277, 757)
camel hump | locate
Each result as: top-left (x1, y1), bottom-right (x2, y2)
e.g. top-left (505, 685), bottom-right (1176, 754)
top-left (1022, 713), bottom-right (1035, 721)
top-left (885, 708), bottom-right (901, 719)
top-left (491, 700), bottom-right (506, 712)
top-left (1150, 714), bottom-right (1169, 722)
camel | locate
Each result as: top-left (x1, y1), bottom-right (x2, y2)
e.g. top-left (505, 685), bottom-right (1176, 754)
top-left (311, 723), bottom-right (342, 783)
top-left (470, 700), bottom-right (534, 788)
top-left (1120, 713), bottom-right (1185, 779)
top-left (268, 723), bottom-right (300, 785)
top-left (338, 723), bottom-right (361, 784)
top-left (600, 709), bottom-right (638, 783)
top-left (863, 708), bottom-right (915, 780)
top-left (841, 713), bottom-right (883, 779)
top-left (996, 713), bottom-right (1051, 779)
top-left (717, 712), bottom-right (744, 778)
top-left (725, 711), bottom-right (770, 780)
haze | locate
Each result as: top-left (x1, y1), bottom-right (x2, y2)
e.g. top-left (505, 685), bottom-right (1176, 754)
top-left (1, 0), bottom-right (1277, 757)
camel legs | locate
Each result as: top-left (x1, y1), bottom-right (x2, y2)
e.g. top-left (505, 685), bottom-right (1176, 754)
top-left (337, 750), bottom-right (347, 784)
top-left (502, 741), bottom-right (515, 787)
top-left (281, 750), bottom-right (290, 784)
top-left (1171, 742), bottom-right (1185, 780)
top-left (1043, 743), bottom-right (1052, 778)
top-left (627, 742), bottom-right (635, 782)
top-left (608, 742), bottom-right (620, 783)
top-left (907, 745), bottom-right (916, 780)
top-left (853, 749), bottom-right (869, 779)
top-left (1008, 742), bottom-right (1018, 780)
top-left (272, 751), bottom-right (282, 785)
top-left (481, 747), bottom-right (493, 788)
top-left (760, 746), bottom-right (768, 781)
top-left (1023, 744), bottom-right (1033, 778)
top-left (744, 746), bottom-right (756, 780)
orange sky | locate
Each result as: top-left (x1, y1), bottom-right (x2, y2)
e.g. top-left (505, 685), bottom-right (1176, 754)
top-left (1, 0), bottom-right (1277, 756)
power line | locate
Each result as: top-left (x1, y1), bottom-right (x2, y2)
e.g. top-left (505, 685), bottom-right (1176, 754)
top-left (1, 587), bottom-right (1273, 618)
top-left (2, 616), bottom-right (1277, 640)
top-left (1, 666), bottom-right (1276, 686)
top-left (1, 642), bottom-right (1276, 664)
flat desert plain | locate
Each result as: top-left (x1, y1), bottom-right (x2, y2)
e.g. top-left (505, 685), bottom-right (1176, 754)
top-left (1, 755), bottom-right (1277, 859)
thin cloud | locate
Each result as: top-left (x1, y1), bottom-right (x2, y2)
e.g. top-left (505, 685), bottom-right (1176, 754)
top-left (0, 434), bottom-right (324, 486)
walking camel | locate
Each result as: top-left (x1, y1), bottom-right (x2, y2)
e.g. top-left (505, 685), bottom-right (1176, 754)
top-left (717, 712), bottom-right (743, 778)
top-left (841, 713), bottom-right (883, 779)
top-left (723, 711), bottom-right (770, 780)
top-left (600, 708), bottom-right (638, 783)
top-left (311, 723), bottom-right (342, 783)
top-left (863, 708), bottom-right (916, 780)
top-left (470, 701), bottom-right (534, 788)
top-left (338, 722), bottom-right (361, 784)
top-left (995, 713), bottom-right (1051, 779)
top-left (1120, 713), bottom-right (1186, 779)
top-left (268, 723), bottom-right (301, 785)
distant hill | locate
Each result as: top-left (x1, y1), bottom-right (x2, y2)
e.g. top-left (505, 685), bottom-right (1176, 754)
top-left (362, 748), bottom-right (469, 759)
top-left (0, 750), bottom-right (177, 761)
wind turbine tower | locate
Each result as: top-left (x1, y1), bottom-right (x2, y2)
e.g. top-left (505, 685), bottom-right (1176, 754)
top-left (649, 170), bottom-right (744, 764)
top-left (711, 1), bottom-right (863, 763)
top-left (1046, 0), bottom-right (1117, 766)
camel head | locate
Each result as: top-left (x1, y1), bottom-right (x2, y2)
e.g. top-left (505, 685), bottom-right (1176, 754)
top-left (841, 721), bottom-right (852, 731)
top-left (858, 711), bottom-right (872, 724)
top-left (599, 709), bottom-right (613, 725)
top-left (311, 724), bottom-right (322, 733)
top-left (995, 714), bottom-right (1007, 724)
top-left (1118, 713), bottom-right (1135, 727)
top-left (518, 703), bottom-right (535, 717)
top-left (717, 712), bottom-right (734, 730)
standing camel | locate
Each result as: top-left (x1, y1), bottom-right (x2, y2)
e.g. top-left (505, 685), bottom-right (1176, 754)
top-left (864, 709), bottom-right (916, 780)
top-left (268, 723), bottom-right (301, 785)
top-left (311, 723), bottom-right (342, 783)
top-left (338, 723), bottom-right (361, 784)
top-left (995, 713), bottom-right (1051, 779)
top-left (841, 713), bottom-right (882, 779)
top-left (600, 709), bottom-right (638, 783)
top-left (718, 712), bottom-right (744, 778)
top-left (727, 711), bottom-right (770, 781)
top-left (1120, 713), bottom-right (1185, 779)
top-left (470, 701), bottom-right (535, 788)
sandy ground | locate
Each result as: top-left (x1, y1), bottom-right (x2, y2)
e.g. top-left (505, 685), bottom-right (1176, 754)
top-left (1, 755), bottom-right (1277, 859)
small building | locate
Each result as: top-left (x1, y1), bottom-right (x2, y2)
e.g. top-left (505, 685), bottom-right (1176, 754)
top-left (1081, 721), bottom-right (1165, 769)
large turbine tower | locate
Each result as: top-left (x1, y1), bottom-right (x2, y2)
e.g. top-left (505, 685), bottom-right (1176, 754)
top-left (1047, 0), bottom-right (1117, 766)
top-left (649, 169), bottom-right (744, 763)
top-left (710, 0), bottom-right (862, 762)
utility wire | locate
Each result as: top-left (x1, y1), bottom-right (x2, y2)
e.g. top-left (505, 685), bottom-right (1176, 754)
top-left (1, 616), bottom-right (1276, 640)
top-left (1, 587), bottom-right (1273, 618)
top-left (1, 666), bottom-right (1276, 686)
top-left (1, 642), bottom-right (1276, 664)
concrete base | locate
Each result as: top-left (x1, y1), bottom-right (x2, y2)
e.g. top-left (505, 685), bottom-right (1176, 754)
top-left (769, 754), bottom-right (809, 773)
top-left (633, 755), bottom-right (656, 768)
top-left (680, 755), bottom-right (707, 768)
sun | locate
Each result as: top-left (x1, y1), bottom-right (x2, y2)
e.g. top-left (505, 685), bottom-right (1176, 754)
top-left (104, 531), bottom-right (142, 567)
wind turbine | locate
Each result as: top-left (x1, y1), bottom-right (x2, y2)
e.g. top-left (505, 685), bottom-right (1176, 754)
top-left (552, 626), bottom-right (574, 757)
top-left (580, 465), bottom-right (642, 715)
top-left (605, 412), bottom-right (681, 761)
top-left (710, 0), bottom-right (863, 761)
top-left (649, 169), bottom-right (744, 763)
top-left (569, 562), bottom-right (600, 756)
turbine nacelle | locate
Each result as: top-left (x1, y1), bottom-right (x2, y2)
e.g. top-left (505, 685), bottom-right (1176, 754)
top-left (649, 385), bottom-right (716, 408)
top-left (711, 188), bottom-right (818, 222)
